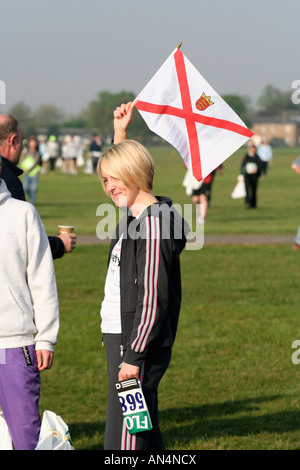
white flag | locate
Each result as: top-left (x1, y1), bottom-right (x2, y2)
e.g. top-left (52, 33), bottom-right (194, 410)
top-left (134, 47), bottom-right (253, 181)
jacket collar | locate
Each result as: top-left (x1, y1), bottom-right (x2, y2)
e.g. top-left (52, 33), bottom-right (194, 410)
top-left (1, 156), bottom-right (23, 176)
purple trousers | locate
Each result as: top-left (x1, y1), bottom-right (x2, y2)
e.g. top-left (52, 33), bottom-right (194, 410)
top-left (0, 345), bottom-right (41, 450)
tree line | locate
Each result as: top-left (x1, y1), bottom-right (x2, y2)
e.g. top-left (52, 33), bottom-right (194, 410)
top-left (8, 85), bottom-right (298, 140)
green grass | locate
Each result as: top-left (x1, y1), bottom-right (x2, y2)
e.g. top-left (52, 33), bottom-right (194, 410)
top-left (29, 144), bottom-right (300, 450)
top-left (39, 244), bottom-right (300, 450)
top-left (32, 144), bottom-right (300, 237)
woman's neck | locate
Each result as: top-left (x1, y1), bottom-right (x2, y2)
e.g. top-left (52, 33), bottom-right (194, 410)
top-left (130, 191), bottom-right (158, 217)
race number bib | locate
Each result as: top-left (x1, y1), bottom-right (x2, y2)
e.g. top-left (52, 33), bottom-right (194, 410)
top-left (245, 162), bottom-right (258, 174)
top-left (116, 378), bottom-right (152, 434)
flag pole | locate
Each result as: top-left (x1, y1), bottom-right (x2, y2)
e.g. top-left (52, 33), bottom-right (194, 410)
top-left (177, 42), bottom-right (183, 49)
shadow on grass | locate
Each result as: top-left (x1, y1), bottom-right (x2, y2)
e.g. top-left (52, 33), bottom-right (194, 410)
top-left (68, 395), bottom-right (300, 450)
top-left (69, 420), bottom-right (105, 450)
top-left (161, 395), bottom-right (300, 449)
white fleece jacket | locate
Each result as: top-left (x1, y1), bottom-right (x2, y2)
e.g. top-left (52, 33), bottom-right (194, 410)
top-left (0, 179), bottom-right (59, 351)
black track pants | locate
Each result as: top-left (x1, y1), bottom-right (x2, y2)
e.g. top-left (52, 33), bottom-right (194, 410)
top-left (103, 333), bottom-right (172, 450)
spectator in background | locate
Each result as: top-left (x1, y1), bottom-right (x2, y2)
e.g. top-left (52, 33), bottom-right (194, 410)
top-left (60, 138), bottom-right (68, 174)
top-left (194, 166), bottom-right (223, 223)
top-left (19, 135), bottom-right (41, 205)
top-left (257, 138), bottom-right (273, 177)
top-left (241, 144), bottom-right (263, 209)
top-left (46, 135), bottom-right (60, 174)
top-left (0, 114), bottom-right (76, 259)
top-left (183, 165), bottom-right (223, 224)
top-left (291, 156), bottom-right (300, 251)
top-left (90, 134), bottom-right (102, 174)
top-left (64, 135), bottom-right (79, 175)
top-left (39, 136), bottom-right (47, 174)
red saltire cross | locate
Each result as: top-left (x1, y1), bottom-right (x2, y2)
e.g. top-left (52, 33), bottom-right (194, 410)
top-left (135, 49), bottom-right (253, 181)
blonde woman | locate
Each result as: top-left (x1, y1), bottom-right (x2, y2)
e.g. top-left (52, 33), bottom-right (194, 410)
top-left (98, 103), bottom-right (189, 450)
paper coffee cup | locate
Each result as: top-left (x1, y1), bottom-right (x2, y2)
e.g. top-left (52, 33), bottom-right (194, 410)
top-left (58, 225), bottom-right (75, 234)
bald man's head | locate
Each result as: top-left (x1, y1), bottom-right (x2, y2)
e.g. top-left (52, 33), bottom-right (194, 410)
top-left (0, 114), bottom-right (24, 164)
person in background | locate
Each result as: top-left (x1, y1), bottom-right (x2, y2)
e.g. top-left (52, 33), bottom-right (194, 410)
top-left (20, 135), bottom-right (41, 205)
top-left (257, 138), bottom-right (273, 177)
top-left (291, 155), bottom-right (300, 251)
top-left (39, 136), bottom-right (48, 174)
top-left (46, 135), bottom-right (60, 174)
top-left (0, 154), bottom-right (60, 450)
top-left (90, 134), bottom-right (102, 174)
top-left (60, 138), bottom-right (68, 174)
top-left (0, 114), bottom-right (76, 259)
top-left (64, 135), bottom-right (79, 175)
top-left (191, 165), bottom-right (223, 224)
top-left (241, 143), bottom-right (263, 209)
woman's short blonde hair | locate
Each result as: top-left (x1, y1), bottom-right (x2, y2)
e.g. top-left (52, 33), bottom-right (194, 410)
top-left (98, 140), bottom-right (155, 194)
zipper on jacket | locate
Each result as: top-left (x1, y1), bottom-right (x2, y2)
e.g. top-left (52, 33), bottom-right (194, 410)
top-left (134, 239), bottom-right (138, 284)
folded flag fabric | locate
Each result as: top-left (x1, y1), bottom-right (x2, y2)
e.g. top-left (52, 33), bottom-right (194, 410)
top-left (134, 46), bottom-right (253, 181)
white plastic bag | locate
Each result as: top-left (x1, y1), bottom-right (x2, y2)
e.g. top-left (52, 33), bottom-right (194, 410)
top-left (83, 158), bottom-right (93, 174)
top-left (231, 174), bottom-right (246, 199)
top-left (76, 150), bottom-right (85, 168)
top-left (35, 410), bottom-right (74, 450)
top-left (182, 170), bottom-right (203, 196)
top-left (55, 157), bottom-right (62, 168)
top-left (0, 409), bottom-right (13, 450)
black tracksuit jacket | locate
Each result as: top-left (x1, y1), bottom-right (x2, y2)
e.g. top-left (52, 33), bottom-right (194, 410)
top-left (107, 196), bottom-right (189, 368)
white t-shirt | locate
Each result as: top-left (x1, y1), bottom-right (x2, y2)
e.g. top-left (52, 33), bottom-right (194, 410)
top-left (100, 233), bottom-right (123, 333)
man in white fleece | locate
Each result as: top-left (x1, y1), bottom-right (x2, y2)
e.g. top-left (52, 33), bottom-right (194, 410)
top-left (0, 154), bottom-right (59, 450)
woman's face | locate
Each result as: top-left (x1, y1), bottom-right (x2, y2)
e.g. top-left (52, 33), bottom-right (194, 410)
top-left (101, 169), bottom-right (140, 209)
top-left (248, 145), bottom-right (256, 156)
top-left (28, 139), bottom-right (37, 151)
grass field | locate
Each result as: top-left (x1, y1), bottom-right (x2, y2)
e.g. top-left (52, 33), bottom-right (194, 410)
top-left (35, 144), bottom-right (300, 236)
top-left (30, 144), bottom-right (300, 450)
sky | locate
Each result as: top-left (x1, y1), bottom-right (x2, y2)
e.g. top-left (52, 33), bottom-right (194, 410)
top-left (0, 0), bottom-right (299, 116)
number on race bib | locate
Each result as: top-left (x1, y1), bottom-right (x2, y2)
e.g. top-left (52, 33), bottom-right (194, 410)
top-left (116, 378), bottom-right (152, 434)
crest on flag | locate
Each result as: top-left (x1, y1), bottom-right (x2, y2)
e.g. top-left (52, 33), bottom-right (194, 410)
top-left (133, 45), bottom-right (253, 182)
top-left (196, 93), bottom-right (214, 111)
